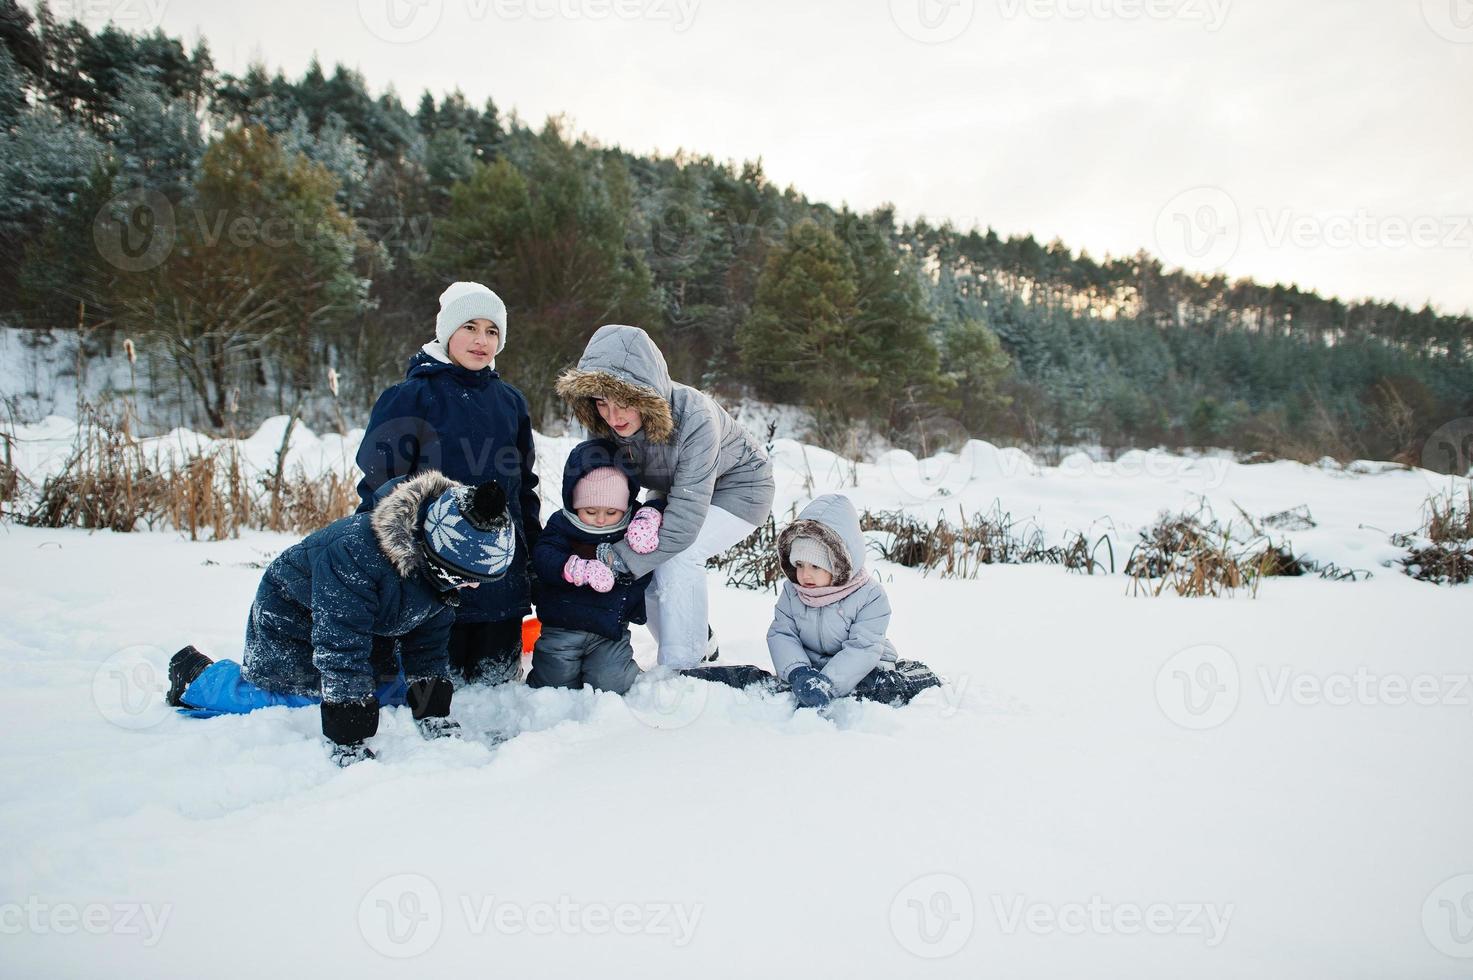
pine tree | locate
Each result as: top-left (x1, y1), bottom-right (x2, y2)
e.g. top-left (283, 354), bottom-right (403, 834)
top-left (942, 319), bottom-right (1012, 435)
top-left (740, 220), bottom-right (860, 409)
top-left (835, 208), bottom-right (943, 431)
top-left (0, 106), bottom-right (104, 249)
top-left (0, 43), bottom-right (23, 131)
top-left (109, 72), bottom-right (204, 200)
top-left (0, 0), bottom-right (44, 83)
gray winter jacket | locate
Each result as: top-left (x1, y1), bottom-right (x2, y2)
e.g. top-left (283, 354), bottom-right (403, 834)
top-left (767, 494), bottom-right (899, 697)
top-left (555, 325), bottom-right (775, 579)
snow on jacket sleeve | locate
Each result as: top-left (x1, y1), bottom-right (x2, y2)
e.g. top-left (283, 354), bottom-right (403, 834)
top-left (355, 383), bottom-right (430, 513)
top-left (614, 399), bottom-right (720, 579)
top-left (309, 537), bottom-right (381, 703)
top-left (820, 585), bottom-right (892, 697)
top-left (396, 605), bottom-right (455, 683)
top-left (766, 584), bottom-right (813, 683)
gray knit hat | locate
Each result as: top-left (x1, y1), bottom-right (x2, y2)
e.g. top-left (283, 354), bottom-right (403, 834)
top-left (435, 281), bottom-right (507, 351)
top-left (788, 535), bottom-right (835, 575)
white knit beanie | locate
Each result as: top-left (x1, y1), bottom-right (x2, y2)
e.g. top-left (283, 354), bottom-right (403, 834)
top-left (435, 282), bottom-right (508, 351)
top-left (789, 536), bottom-right (835, 575)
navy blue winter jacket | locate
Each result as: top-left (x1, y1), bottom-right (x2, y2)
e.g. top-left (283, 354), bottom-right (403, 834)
top-left (242, 472), bottom-right (462, 703)
top-left (531, 439), bottom-right (662, 641)
top-left (355, 348), bottom-right (542, 624)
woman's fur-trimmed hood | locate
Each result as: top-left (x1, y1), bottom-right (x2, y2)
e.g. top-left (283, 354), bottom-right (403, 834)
top-left (555, 324), bottom-right (676, 444)
top-left (777, 493), bottom-right (867, 586)
top-left (371, 470), bottom-right (456, 578)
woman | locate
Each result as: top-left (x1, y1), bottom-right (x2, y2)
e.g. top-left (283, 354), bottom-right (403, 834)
top-left (556, 324), bottom-right (775, 668)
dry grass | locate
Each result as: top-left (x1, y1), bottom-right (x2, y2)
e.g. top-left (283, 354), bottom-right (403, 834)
top-left (707, 511), bottom-right (788, 592)
top-left (708, 502), bottom-right (1117, 590)
top-left (1125, 508), bottom-right (1256, 597)
top-left (1425, 487), bottom-right (1473, 545)
top-left (1396, 488), bottom-right (1473, 585)
top-left (1123, 501), bottom-right (1352, 597)
top-left (12, 407), bottom-right (356, 539)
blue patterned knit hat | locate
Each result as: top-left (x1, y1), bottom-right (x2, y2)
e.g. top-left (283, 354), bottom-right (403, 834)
top-left (422, 481), bottom-right (516, 584)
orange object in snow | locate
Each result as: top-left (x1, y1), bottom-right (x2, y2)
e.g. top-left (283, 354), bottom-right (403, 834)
top-left (521, 616), bottom-right (541, 655)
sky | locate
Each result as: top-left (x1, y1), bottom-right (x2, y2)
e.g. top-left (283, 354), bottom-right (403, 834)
top-left (59, 0), bottom-right (1473, 315)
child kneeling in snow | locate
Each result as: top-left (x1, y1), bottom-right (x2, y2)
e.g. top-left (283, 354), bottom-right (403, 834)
top-left (685, 493), bottom-right (940, 708)
top-left (526, 439), bottom-right (663, 694)
top-left (166, 472), bottom-right (517, 766)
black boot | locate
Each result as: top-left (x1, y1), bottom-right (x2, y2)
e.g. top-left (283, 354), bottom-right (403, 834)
top-left (166, 646), bottom-right (213, 708)
top-left (703, 625), bottom-right (720, 664)
top-left (407, 676), bottom-right (461, 740)
top-left (682, 664), bottom-right (779, 692)
top-left (322, 698), bottom-right (380, 767)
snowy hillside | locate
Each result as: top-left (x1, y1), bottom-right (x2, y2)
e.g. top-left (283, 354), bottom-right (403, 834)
top-left (2, 419), bottom-right (1471, 977)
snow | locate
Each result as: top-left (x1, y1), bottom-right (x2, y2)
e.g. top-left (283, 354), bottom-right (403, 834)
top-left (1, 421), bottom-right (1471, 977)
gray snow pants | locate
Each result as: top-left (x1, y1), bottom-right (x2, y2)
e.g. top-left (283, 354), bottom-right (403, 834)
top-left (526, 626), bottom-right (641, 695)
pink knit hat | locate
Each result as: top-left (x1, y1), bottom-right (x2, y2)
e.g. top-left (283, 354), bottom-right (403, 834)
top-left (572, 467), bottom-right (630, 511)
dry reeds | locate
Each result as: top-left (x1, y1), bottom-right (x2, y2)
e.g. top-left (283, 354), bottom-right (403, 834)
top-left (707, 511), bottom-right (787, 592)
top-left (1397, 488), bottom-right (1473, 585)
top-left (12, 407), bottom-right (356, 540)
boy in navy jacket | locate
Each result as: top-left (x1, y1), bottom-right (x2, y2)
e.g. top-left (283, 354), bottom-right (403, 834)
top-left (527, 439), bottom-right (663, 694)
top-left (167, 473), bottom-right (516, 765)
top-left (355, 282), bottom-right (541, 685)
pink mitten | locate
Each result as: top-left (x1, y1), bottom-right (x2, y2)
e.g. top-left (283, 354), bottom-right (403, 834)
top-left (563, 555), bottom-right (616, 593)
top-left (584, 560), bottom-right (615, 593)
top-left (625, 506), bottom-right (663, 554)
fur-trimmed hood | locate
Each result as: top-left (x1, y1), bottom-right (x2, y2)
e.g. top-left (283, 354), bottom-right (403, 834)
top-left (555, 325), bottom-right (676, 444)
top-left (371, 470), bottom-right (456, 578)
top-left (778, 493), bottom-right (867, 586)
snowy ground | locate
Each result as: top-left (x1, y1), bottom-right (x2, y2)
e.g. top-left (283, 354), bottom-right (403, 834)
top-left (2, 423), bottom-right (1472, 978)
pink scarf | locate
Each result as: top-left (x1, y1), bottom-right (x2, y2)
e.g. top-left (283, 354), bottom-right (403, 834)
top-left (794, 569), bottom-right (871, 608)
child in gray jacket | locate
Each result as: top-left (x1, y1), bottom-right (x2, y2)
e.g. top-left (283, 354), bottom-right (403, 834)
top-left (685, 493), bottom-right (940, 708)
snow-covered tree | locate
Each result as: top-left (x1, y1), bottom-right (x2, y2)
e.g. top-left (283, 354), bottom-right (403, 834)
top-left (109, 71), bottom-right (204, 200)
